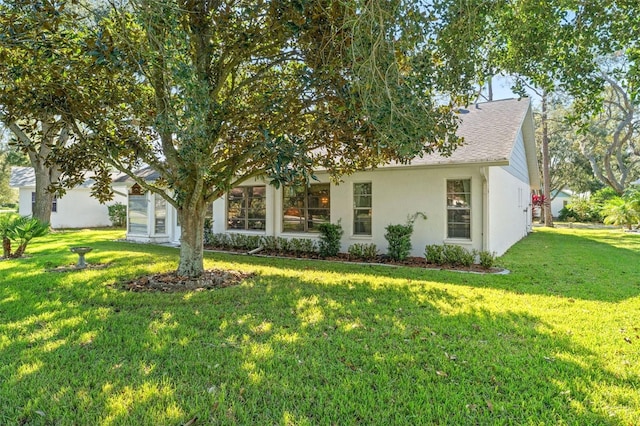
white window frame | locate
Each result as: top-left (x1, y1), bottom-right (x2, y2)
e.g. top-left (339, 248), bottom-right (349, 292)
top-left (353, 182), bottom-right (372, 236)
top-left (445, 178), bottom-right (472, 240)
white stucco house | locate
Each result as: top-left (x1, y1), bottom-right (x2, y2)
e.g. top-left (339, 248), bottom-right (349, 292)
top-left (116, 98), bottom-right (540, 257)
top-left (550, 188), bottom-right (572, 218)
top-left (9, 166), bottom-right (126, 228)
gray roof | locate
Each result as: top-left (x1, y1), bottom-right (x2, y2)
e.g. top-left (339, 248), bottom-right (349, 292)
top-left (9, 166), bottom-right (35, 188)
top-left (9, 166), bottom-right (116, 188)
top-left (406, 98), bottom-right (534, 167)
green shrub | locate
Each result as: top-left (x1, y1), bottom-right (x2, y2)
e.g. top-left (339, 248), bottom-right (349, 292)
top-left (442, 244), bottom-right (474, 267)
top-left (260, 236), bottom-right (279, 251)
top-left (348, 243), bottom-right (379, 261)
top-left (318, 222), bottom-right (343, 257)
top-left (385, 213), bottom-right (426, 261)
top-left (276, 237), bottom-right (291, 253)
top-left (425, 244), bottom-right (446, 265)
top-left (385, 223), bottom-right (413, 261)
top-left (478, 250), bottom-right (496, 269)
top-left (2, 216), bottom-right (49, 258)
top-left (228, 233), bottom-right (261, 250)
top-left (207, 233), bottom-right (229, 248)
top-left (107, 202), bottom-right (127, 227)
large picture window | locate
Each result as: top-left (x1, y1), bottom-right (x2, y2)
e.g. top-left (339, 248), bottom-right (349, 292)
top-left (353, 182), bottom-right (372, 235)
top-left (154, 196), bottom-right (167, 234)
top-left (128, 194), bottom-right (148, 234)
top-left (227, 186), bottom-right (266, 230)
top-left (283, 183), bottom-right (330, 232)
top-left (446, 179), bottom-right (471, 239)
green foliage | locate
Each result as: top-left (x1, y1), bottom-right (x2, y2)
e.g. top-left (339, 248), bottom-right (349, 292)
top-left (385, 213), bottom-right (426, 261)
top-left (559, 197), bottom-right (601, 222)
top-left (317, 222), bottom-right (344, 258)
top-left (289, 238), bottom-right (318, 256)
top-left (601, 197), bottom-right (639, 230)
top-left (425, 244), bottom-right (495, 269)
top-left (0, 214), bottom-right (49, 258)
top-left (107, 202), bottom-right (126, 227)
top-left (478, 250), bottom-right (497, 269)
top-left (347, 243), bottom-right (379, 261)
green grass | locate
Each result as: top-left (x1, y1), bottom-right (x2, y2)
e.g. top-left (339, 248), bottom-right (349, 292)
top-left (1, 227), bottom-right (639, 425)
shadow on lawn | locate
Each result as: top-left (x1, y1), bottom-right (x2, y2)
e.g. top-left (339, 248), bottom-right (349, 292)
top-left (0, 269), bottom-right (634, 425)
top-left (202, 229), bottom-right (640, 303)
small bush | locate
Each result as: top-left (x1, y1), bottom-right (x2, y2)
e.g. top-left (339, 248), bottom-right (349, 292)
top-left (276, 237), bottom-right (291, 253)
top-left (478, 250), bottom-right (496, 269)
top-left (425, 244), bottom-right (446, 265)
top-left (384, 213), bottom-right (426, 261)
top-left (207, 233), bottom-right (229, 248)
top-left (107, 202), bottom-right (126, 227)
top-left (289, 237), bottom-right (317, 255)
top-left (318, 222), bottom-right (343, 257)
top-left (348, 243), bottom-right (379, 261)
top-left (227, 233), bottom-right (261, 250)
top-left (385, 223), bottom-right (413, 261)
top-left (260, 236), bottom-right (279, 251)
top-left (442, 244), bottom-right (474, 267)
top-left (425, 244), bottom-right (487, 268)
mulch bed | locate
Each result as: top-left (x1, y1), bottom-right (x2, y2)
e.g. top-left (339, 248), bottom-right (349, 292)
top-left (122, 269), bottom-right (254, 292)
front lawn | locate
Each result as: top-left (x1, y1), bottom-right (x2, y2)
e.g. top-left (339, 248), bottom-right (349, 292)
top-left (1, 228), bottom-right (638, 425)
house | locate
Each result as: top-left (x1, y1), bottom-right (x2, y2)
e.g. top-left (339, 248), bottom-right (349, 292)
top-left (550, 188), bottom-right (573, 218)
top-left (9, 166), bottom-right (126, 228)
top-left (118, 98), bottom-right (540, 257)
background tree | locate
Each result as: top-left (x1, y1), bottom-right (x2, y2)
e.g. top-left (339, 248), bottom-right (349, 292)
top-left (575, 71), bottom-right (640, 194)
top-left (0, 1), bottom-right (115, 223)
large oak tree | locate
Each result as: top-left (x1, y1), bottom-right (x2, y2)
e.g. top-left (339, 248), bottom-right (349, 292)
top-left (56, 0), bottom-right (487, 277)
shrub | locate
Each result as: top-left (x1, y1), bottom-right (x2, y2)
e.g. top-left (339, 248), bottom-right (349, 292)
top-left (1, 215), bottom-right (49, 258)
top-left (228, 233), bottom-right (261, 250)
top-left (207, 233), bottom-right (229, 248)
top-left (289, 238), bottom-right (317, 255)
top-left (442, 244), bottom-right (474, 267)
top-left (107, 202), bottom-right (127, 227)
top-left (318, 222), bottom-right (343, 257)
top-left (276, 237), bottom-right (291, 253)
top-left (260, 236), bottom-right (279, 251)
top-left (203, 218), bottom-right (214, 246)
top-left (385, 213), bottom-right (426, 261)
top-left (348, 243), bottom-right (379, 261)
top-left (385, 223), bottom-right (413, 261)
top-left (425, 244), bottom-right (446, 265)
top-left (478, 250), bottom-right (496, 269)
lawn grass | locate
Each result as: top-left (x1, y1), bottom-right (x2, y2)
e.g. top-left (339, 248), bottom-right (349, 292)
top-left (1, 227), bottom-right (639, 425)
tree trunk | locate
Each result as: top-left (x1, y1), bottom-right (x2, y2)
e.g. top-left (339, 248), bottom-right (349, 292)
top-left (2, 236), bottom-right (10, 258)
top-left (176, 202), bottom-right (207, 278)
top-left (541, 92), bottom-right (554, 227)
top-left (32, 161), bottom-right (57, 223)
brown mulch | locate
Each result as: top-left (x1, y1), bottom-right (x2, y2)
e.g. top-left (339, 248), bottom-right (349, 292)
top-left (122, 269), bottom-right (254, 292)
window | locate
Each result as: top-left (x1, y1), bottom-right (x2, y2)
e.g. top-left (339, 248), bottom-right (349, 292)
top-left (227, 186), bottom-right (266, 230)
top-left (154, 196), bottom-right (167, 234)
top-left (446, 179), bottom-right (471, 239)
top-left (283, 183), bottom-right (330, 232)
top-left (31, 192), bottom-right (57, 213)
top-left (128, 193), bottom-right (148, 234)
top-left (353, 182), bottom-right (372, 235)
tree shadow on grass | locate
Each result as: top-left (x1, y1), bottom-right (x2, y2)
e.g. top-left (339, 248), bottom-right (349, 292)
top-left (201, 229), bottom-right (640, 303)
top-left (1, 270), bottom-right (636, 425)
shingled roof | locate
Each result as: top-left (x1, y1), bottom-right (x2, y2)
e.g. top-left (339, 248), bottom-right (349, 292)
top-left (408, 97), bottom-right (534, 167)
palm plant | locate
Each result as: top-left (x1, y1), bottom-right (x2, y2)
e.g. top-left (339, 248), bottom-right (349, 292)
top-left (0, 213), bottom-right (18, 258)
top-left (8, 216), bottom-right (49, 257)
top-left (601, 197), bottom-right (640, 230)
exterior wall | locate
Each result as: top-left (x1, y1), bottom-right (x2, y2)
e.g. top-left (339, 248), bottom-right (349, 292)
top-left (550, 192), bottom-right (570, 218)
top-left (212, 166), bottom-right (486, 257)
top-left (18, 186), bottom-right (125, 228)
top-left (486, 166), bottom-right (532, 256)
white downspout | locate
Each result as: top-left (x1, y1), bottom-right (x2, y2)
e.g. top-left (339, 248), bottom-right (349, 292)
top-left (480, 167), bottom-right (489, 252)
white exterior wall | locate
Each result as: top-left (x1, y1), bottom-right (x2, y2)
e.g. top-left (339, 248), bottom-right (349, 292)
top-left (486, 166), bottom-right (532, 257)
top-left (211, 166), bottom-right (486, 257)
top-left (550, 193), bottom-right (570, 218)
top-left (18, 187), bottom-right (125, 229)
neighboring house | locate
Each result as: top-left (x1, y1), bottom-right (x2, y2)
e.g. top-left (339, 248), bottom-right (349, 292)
top-left (116, 98), bottom-right (540, 257)
top-left (550, 188), bottom-right (573, 218)
top-left (9, 166), bottom-right (126, 228)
